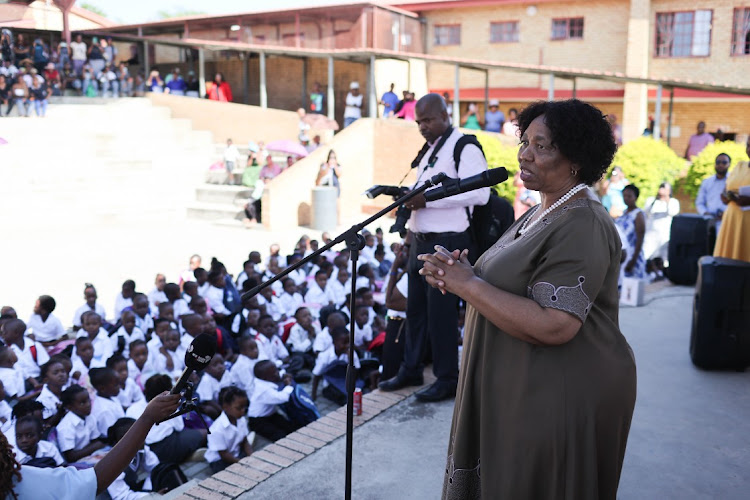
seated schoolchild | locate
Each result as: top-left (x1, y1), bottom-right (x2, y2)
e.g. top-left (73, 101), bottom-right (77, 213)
top-left (26, 295), bottom-right (66, 346)
top-left (125, 374), bottom-right (206, 464)
top-left (178, 314), bottom-right (204, 351)
top-left (182, 281), bottom-right (199, 304)
top-left (204, 314), bottom-right (237, 363)
top-left (147, 274), bottom-right (168, 314)
top-left (196, 353), bottom-right (230, 420)
top-left (164, 282), bottom-right (190, 320)
top-left (231, 295), bottom-right (262, 337)
top-left (3, 400), bottom-right (44, 448)
top-left (146, 318), bottom-right (171, 360)
top-left (105, 417), bottom-right (162, 500)
top-left (328, 267), bottom-right (350, 308)
top-left (204, 270), bottom-right (232, 324)
top-left (71, 337), bottom-right (97, 390)
top-left (255, 315), bottom-right (308, 381)
top-left (109, 310), bottom-right (144, 358)
top-left (14, 415), bottom-right (65, 467)
top-left (107, 354), bottom-right (144, 411)
top-left (205, 386), bottom-right (252, 472)
top-left (72, 283), bottom-right (107, 332)
top-left (257, 287), bottom-right (284, 323)
top-left (114, 280), bottom-right (136, 322)
top-left (278, 279), bottom-right (303, 320)
top-left (153, 329), bottom-right (185, 380)
top-left (127, 340), bottom-right (158, 392)
top-left (247, 360), bottom-right (300, 442)
top-left (303, 270), bottom-right (336, 318)
top-left (2, 318), bottom-right (48, 392)
top-left (130, 294), bottom-right (154, 336)
top-left (0, 346), bottom-right (25, 400)
top-left (352, 305), bottom-right (374, 353)
top-left (311, 326), bottom-right (361, 406)
top-left (89, 367), bottom-right (125, 438)
top-left (36, 359), bottom-right (68, 425)
top-left (229, 337), bottom-right (266, 397)
top-left (188, 296), bottom-right (209, 317)
top-left (194, 267), bottom-right (210, 298)
top-left (286, 307), bottom-right (318, 369)
top-left (312, 311), bottom-right (347, 355)
top-left (77, 311), bottom-right (114, 367)
top-left (56, 385), bottom-right (107, 463)
top-left (50, 353), bottom-right (74, 390)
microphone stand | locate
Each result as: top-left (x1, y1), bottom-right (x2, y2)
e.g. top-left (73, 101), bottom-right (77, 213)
top-left (155, 381), bottom-right (212, 433)
top-left (241, 172), bottom-right (447, 500)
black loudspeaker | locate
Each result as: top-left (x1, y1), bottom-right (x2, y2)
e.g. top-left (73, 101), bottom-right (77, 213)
top-left (690, 256), bottom-right (750, 370)
top-left (667, 214), bottom-right (716, 285)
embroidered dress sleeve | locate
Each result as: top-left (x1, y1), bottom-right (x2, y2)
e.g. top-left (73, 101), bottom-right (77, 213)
top-left (526, 209), bottom-right (614, 323)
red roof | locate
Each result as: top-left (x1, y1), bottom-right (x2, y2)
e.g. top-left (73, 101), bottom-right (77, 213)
top-left (432, 87), bottom-right (750, 101)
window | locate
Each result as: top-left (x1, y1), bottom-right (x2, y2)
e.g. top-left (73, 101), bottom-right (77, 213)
top-left (655, 10), bottom-right (712, 57)
top-left (731, 8), bottom-right (750, 55)
top-left (434, 25), bottom-right (461, 46)
top-left (551, 17), bottom-right (583, 40)
top-left (490, 21), bottom-right (519, 43)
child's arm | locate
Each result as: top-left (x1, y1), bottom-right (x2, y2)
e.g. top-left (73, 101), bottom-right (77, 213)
top-left (63, 438), bottom-right (106, 463)
top-left (311, 375), bottom-right (320, 401)
top-left (241, 438), bottom-right (253, 458)
top-left (44, 405), bottom-right (66, 429)
top-left (159, 347), bottom-right (174, 372)
top-left (218, 449), bottom-right (241, 465)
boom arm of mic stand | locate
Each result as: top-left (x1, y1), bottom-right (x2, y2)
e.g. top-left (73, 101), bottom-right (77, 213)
top-left (240, 172), bottom-right (448, 303)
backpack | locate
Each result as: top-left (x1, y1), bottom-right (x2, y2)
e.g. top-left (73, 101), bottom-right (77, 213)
top-left (453, 135), bottom-right (516, 262)
top-left (281, 384), bottom-right (320, 427)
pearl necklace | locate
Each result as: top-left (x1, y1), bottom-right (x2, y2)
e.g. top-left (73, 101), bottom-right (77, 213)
top-left (519, 183), bottom-right (588, 235)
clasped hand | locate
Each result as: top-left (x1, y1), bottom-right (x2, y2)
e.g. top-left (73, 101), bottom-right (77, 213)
top-left (418, 245), bottom-right (475, 296)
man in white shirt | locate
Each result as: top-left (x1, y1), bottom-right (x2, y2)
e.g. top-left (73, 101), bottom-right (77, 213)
top-left (69, 34), bottom-right (87, 75)
top-left (223, 138), bottom-right (240, 185)
top-left (379, 93), bottom-right (489, 403)
top-left (343, 81), bottom-right (363, 128)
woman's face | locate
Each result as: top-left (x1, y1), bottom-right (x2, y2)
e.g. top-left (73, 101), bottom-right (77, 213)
top-left (658, 185), bottom-right (670, 198)
top-left (623, 188), bottom-right (638, 208)
top-left (518, 115), bottom-right (575, 194)
top-left (215, 73), bottom-right (223, 82)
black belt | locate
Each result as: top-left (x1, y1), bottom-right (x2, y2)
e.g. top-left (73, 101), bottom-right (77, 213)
top-left (413, 230), bottom-right (467, 242)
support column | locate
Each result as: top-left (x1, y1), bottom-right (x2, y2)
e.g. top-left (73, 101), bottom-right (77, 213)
top-left (453, 64), bottom-right (460, 126)
top-left (327, 56), bottom-right (335, 120)
top-left (259, 52), bottom-right (267, 108)
top-left (653, 83), bottom-right (662, 140)
top-left (369, 55), bottom-right (377, 118)
top-left (143, 41), bottom-right (150, 77)
top-left (484, 69), bottom-right (489, 121)
top-left (301, 58), bottom-right (308, 110)
top-left (622, 0), bottom-right (651, 143)
top-left (198, 48), bottom-right (206, 98)
top-left (667, 87), bottom-right (674, 146)
top-left (572, 78), bottom-right (577, 99)
top-left (547, 73), bottom-right (555, 101)
top-left (243, 53), bottom-right (250, 104)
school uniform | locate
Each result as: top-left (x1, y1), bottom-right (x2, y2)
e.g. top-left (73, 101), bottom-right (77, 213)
top-left (196, 372), bottom-right (231, 403)
top-left (287, 269), bottom-right (307, 286)
top-left (197, 282), bottom-right (211, 298)
top-left (355, 275), bottom-right (372, 291)
top-left (179, 333), bottom-right (197, 351)
top-left (0, 366), bottom-right (27, 398)
top-left (76, 329), bottom-right (114, 367)
top-left (113, 294), bottom-right (133, 322)
top-left (205, 285), bottom-right (230, 315)
top-left (360, 244), bottom-right (377, 266)
top-left (304, 284), bottom-right (336, 318)
top-left (206, 411), bottom-right (250, 471)
top-left (256, 295), bottom-right (284, 322)
top-left (229, 353), bottom-right (265, 397)
top-left (14, 439), bottom-right (65, 466)
top-left (286, 323), bottom-right (319, 354)
top-left (312, 327), bottom-right (334, 354)
top-left (246, 379), bottom-right (297, 441)
top-left (328, 279), bottom-right (351, 307)
top-left (261, 272), bottom-right (284, 295)
top-left (278, 292), bottom-right (304, 319)
top-left (115, 378), bottom-right (145, 410)
top-left (72, 302), bottom-right (107, 328)
top-left (152, 347), bottom-right (185, 379)
top-left (109, 325), bottom-right (145, 358)
top-left (107, 446), bottom-right (158, 500)
top-left (353, 322), bottom-right (374, 350)
top-left (313, 345), bottom-right (361, 378)
top-left (134, 313), bottom-right (154, 336)
top-left (254, 334), bottom-right (289, 364)
top-left (126, 399), bottom-right (203, 464)
top-left (127, 358), bottom-right (158, 392)
top-left (26, 313), bottom-right (65, 343)
top-left (92, 394), bottom-right (125, 437)
top-left (172, 298), bottom-right (190, 320)
top-left (36, 384), bottom-right (62, 420)
top-left (147, 288), bottom-right (168, 314)
top-left (57, 411), bottom-right (101, 452)
top-left (10, 339), bottom-right (50, 381)
top-left (231, 308), bottom-right (252, 336)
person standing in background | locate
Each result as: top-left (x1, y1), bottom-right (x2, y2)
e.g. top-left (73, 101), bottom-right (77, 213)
top-left (696, 153), bottom-right (730, 233)
top-left (380, 83), bottom-right (399, 117)
top-left (484, 99), bottom-right (504, 133)
top-left (685, 121), bottom-right (715, 159)
top-left (343, 81), bottom-right (362, 128)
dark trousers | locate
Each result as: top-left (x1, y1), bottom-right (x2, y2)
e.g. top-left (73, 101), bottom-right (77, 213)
top-left (248, 413), bottom-right (298, 442)
top-left (402, 230), bottom-right (472, 385)
top-left (149, 428), bottom-right (204, 464)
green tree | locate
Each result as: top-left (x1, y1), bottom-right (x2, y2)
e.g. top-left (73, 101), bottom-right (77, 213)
top-left (684, 140), bottom-right (749, 200)
top-left (157, 9), bottom-right (207, 20)
top-left (475, 132), bottom-right (519, 202)
top-left (80, 2), bottom-right (107, 18)
top-left (610, 137), bottom-right (684, 207)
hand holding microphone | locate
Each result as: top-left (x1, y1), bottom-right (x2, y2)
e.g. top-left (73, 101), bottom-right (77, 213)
top-left (171, 333), bottom-right (217, 395)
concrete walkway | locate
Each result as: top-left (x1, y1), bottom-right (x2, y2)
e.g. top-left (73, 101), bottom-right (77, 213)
top-left (197, 284), bottom-right (750, 499)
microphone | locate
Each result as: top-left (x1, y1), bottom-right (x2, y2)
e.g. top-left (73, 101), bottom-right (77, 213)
top-left (171, 333), bottom-right (217, 395)
top-left (424, 168), bottom-right (508, 202)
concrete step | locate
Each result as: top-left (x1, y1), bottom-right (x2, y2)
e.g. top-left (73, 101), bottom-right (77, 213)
top-left (195, 184), bottom-right (251, 204)
top-left (186, 201), bottom-right (244, 220)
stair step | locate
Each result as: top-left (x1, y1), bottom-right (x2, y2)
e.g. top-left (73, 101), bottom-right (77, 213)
top-left (186, 202), bottom-right (245, 220)
top-left (195, 184), bottom-right (252, 204)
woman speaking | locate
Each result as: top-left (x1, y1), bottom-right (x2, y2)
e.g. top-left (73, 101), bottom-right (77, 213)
top-left (419, 99), bottom-right (637, 499)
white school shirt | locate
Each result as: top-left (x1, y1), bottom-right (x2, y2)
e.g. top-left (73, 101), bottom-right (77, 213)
top-left (110, 325), bottom-right (145, 358)
top-left (408, 127), bottom-right (490, 233)
top-left (278, 292), bottom-right (303, 318)
top-left (2, 421), bottom-right (16, 447)
top-left (152, 347), bottom-right (185, 379)
top-left (107, 446), bottom-right (158, 500)
top-left (198, 281), bottom-right (211, 298)
top-left (255, 334), bottom-right (289, 364)
top-left (0, 367), bottom-right (24, 398)
top-left (229, 354), bottom-right (264, 397)
top-left (312, 327), bottom-right (334, 353)
top-left (205, 285), bottom-right (230, 315)
top-left (257, 295), bottom-right (284, 322)
top-left (304, 284), bottom-right (335, 317)
top-left (116, 377), bottom-right (145, 409)
top-left (26, 313), bottom-right (65, 342)
top-left (286, 323), bottom-right (319, 353)
top-left (127, 358), bottom-right (158, 390)
top-left (287, 269), bottom-right (307, 286)
top-left (76, 329), bottom-right (114, 367)
top-left (125, 399), bottom-right (184, 445)
top-left (205, 411), bottom-right (249, 464)
top-left (247, 379), bottom-right (294, 418)
top-left (172, 298), bottom-right (190, 320)
top-left (92, 394), bottom-right (125, 437)
top-left (353, 322), bottom-right (373, 349)
top-left (147, 288), bottom-right (168, 314)
top-left (196, 372), bottom-right (231, 403)
top-left (313, 345), bottom-right (361, 377)
top-left (328, 279), bottom-right (350, 307)
top-left (72, 302), bottom-right (107, 327)
top-left (36, 385), bottom-right (62, 420)
top-left (360, 244), bottom-right (376, 266)
top-left (71, 354), bottom-right (102, 384)
top-left (10, 338), bottom-right (49, 380)
top-left (57, 411), bottom-right (101, 451)
top-left (14, 439), bottom-right (65, 466)
top-left (344, 92), bottom-right (363, 119)
top-left (135, 313), bottom-right (154, 335)
top-left (113, 294), bottom-right (133, 322)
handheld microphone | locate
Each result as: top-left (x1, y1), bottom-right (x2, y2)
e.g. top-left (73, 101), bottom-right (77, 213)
top-left (171, 333), bottom-right (217, 395)
top-left (424, 168), bottom-right (508, 202)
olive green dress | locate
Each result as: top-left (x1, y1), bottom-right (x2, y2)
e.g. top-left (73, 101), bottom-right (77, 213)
top-left (442, 198), bottom-right (637, 500)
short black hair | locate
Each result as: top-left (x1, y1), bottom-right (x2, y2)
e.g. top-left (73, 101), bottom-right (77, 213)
top-left (107, 417), bottom-right (135, 445)
top-left (11, 400), bottom-right (43, 420)
top-left (39, 359), bottom-right (64, 381)
top-left (218, 386), bottom-right (247, 406)
top-left (253, 359), bottom-right (275, 379)
top-left (716, 153), bottom-right (731, 163)
top-left (145, 374), bottom-right (172, 401)
top-left (61, 384), bottom-right (87, 407)
top-left (80, 311), bottom-right (101, 324)
top-left (623, 184), bottom-right (640, 199)
top-left (517, 99), bottom-right (617, 186)
top-left (89, 367), bottom-right (116, 389)
top-left (129, 339), bottom-right (147, 352)
top-left (331, 325), bottom-right (349, 342)
top-left (16, 415), bottom-right (42, 436)
top-left (122, 280), bottom-right (136, 290)
top-left (106, 353), bottom-right (127, 369)
top-left (38, 295), bottom-right (56, 313)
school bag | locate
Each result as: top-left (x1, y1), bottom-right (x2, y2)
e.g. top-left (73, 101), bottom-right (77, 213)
top-left (281, 384), bottom-right (320, 427)
top-left (452, 135), bottom-right (515, 262)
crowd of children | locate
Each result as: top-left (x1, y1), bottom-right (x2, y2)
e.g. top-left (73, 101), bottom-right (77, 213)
top-left (0, 230), bottom-right (408, 497)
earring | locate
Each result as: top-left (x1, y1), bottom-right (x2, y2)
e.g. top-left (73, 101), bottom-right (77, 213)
top-left (571, 168), bottom-right (577, 177)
